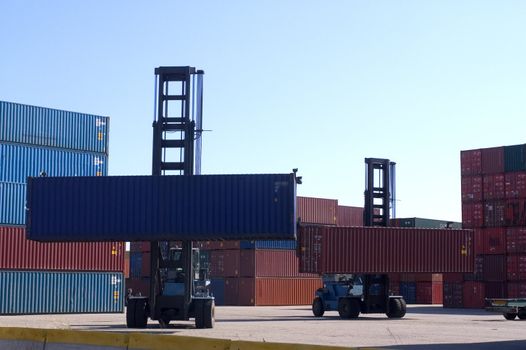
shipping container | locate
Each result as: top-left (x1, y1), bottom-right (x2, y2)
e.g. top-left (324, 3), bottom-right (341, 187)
top-left (473, 229), bottom-right (484, 255)
top-left (460, 149), bottom-right (482, 176)
top-left (503, 198), bottom-right (526, 227)
top-left (0, 143), bottom-right (107, 183)
top-left (507, 282), bottom-right (526, 298)
top-left (224, 278), bottom-right (240, 305)
top-left (130, 252), bottom-right (142, 278)
top-left (443, 282), bottom-right (463, 308)
top-left (482, 174), bottom-right (505, 200)
top-left (505, 172), bottom-right (526, 199)
top-left (482, 254), bottom-right (507, 281)
top-left (484, 200), bottom-right (505, 227)
top-left (240, 240), bottom-right (297, 250)
top-left (484, 281), bottom-right (507, 299)
top-left (400, 282), bottom-right (416, 304)
top-left (462, 281), bottom-right (485, 308)
top-left (124, 251), bottom-right (130, 279)
top-left (125, 278), bottom-right (150, 297)
top-left (194, 241), bottom-right (241, 250)
top-left (480, 228), bottom-right (507, 254)
top-left (391, 218), bottom-right (461, 229)
top-left (0, 182), bottom-right (26, 225)
top-left (461, 176), bottom-right (483, 202)
top-left (210, 250), bottom-right (240, 278)
top-left (210, 278), bottom-right (225, 306)
top-left (481, 147), bottom-right (504, 175)
top-left (389, 281), bottom-right (400, 296)
top-left (27, 174), bottom-right (297, 242)
top-left (298, 225), bottom-right (474, 274)
top-left (0, 100), bottom-right (109, 154)
top-left (336, 206), bottom-right (363, 226)
top-left (443, 273), bottom-right (464, 283)
top-left (0, 271), bottom-right (123, 314)
top-left (504, 144), bottom-right (526, 173)
top-left (239, 249), bottom-right (319, 278)
top-left (236, 277), bottom-right (322, 306)
top-left (507, 227), bottom-right (526, 253)
top-left (0, 226), bottom-right (124, 271)
top-left (507, 255), bottom-right (526, 281)
top-left (464, 256), bottom-right (484, 281)
top-left (416, 281), bottom-right (443, 304)
top-left (297, 197), bottom-right (337, 225)
top-left (130, 242), bottom-right (150, 253)
top-left (461, 202), bottom-right (484, 229)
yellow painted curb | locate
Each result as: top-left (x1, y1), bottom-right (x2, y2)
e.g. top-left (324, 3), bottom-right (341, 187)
top-left (0, 327), bottom-right (46, 343)
top-left (128, 332), bottom-right (230, 350)
top-left (46, 329), bottom-right (128, 347)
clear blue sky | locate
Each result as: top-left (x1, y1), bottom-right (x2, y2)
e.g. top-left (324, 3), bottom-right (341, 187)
top-left (1, 1), bottom-right (525, 222)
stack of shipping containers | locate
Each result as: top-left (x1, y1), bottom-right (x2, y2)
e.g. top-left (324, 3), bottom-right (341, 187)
top-left (0, 100), bottom-right (125, 314)
top-left (390, 218), bottom-right (461, 305)
top-left (455, 144), bottom-right (526, 308)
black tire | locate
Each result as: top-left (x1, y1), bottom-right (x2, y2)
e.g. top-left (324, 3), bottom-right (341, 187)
top-left (126, 299), bottom-right (137, 328)
top-left (338, 298), bottom-right (360, 319)
top-left (134, 298), bottom-right (148, 328)
top-left (203, 299), bottom-right (215, 328)
top-left (312, 297), bottom-right (325, 317)
top-left (387, 298), bottom-right (405, 319)
top-left (518, 310), bottom-right (526, 320)
top-left (503, 312), bottom-right (517, 320)
top-left (195, 300), bottom-right (205, 329)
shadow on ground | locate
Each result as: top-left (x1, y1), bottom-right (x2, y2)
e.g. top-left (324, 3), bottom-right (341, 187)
top-left (386, 340), bottom-right (526, 350)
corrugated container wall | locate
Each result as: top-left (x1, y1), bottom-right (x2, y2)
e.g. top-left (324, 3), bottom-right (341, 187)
top-left (0, 271), bottom-right (123, 314)
top-left (297, 197), bottom-right (337, 225)
top-left (239, 249), bottom-right (319, 278)
top-left (0, 182), bottom-right (26, 225)
top-left (336, 206), bottom-right (363, 226)
top-left (0, 100), bottom-right (109, 154)
top-left (504, 144), bottom-right (526, 172)
top-left (298, 225), bottom-right (474, 274)
top-left (481, 147), bottom-right (504, 175)
top-left (236, 278), bottom-right (322, 306)
top-left (0, 143), bottom-right (107, 183)
top-left (460, 149), bottom-right (482, 176)
top-left (27, 174), bottom-right (297, 242)
top-left (0, 226), bottom-right (124, 271)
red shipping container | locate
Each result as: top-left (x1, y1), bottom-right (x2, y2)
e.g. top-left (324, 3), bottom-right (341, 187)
top-left (388, 273), bottom-right (401, 282)
top-left (481, 146), bottom-right (504, 175)
top-left (336, 206), bottom-right (363, 226)
top-left (462, 202), bottom-right (484, 228)
top-left (224, 278), bottom-right (240, 305)
top-left (504, 199), bottom-right (526, 227)
top-left (239, 249), bottom-right (319, 278)
top-left (483, 174), bottom-right (505, 200)
top-left (443, 282), bottom-right (463, 308)
top-left (481, 228), bottom-right (507, 254)
top-left (462, 281), bottom-right (485, 308)
top-left (125, 278), bottom-right (150, 296)
top-left (297, 196), bottom-right (337, 225)
top-left (141, 252), bottom-right (151, 277)
top-left (416, 273), bottom-right (443, 282)
top-left (505, 172), bottom-right (526, 199)
top-left (461, 149), bottom-right (482, 176)
top-left (507, 227), bottom-right (526, 253)
top-left (124, 251), bottom-right (130, 279)
top-left (416, 281), bottom-right (443, 304)
top-left (507, 282), bottom-right (526, 298)
top-left (484, 281), bottom-right (506, 299)
top-left (507, 255), bottom-right (526, 280)
top-left (473, 229), bottom-right (484, 255)
top-left (482, 254), bottom-right (507, 281)
top-left (299, 225), bottom-right (474, 274)
top-left (0, 226), bottom-right (124, 271)
top-left (461, 176), bottom-right (483, 202)
top-left (210, 250), bottom-right (240, 277)
top-left (236, 277), bottom-right (322, 306)
top-left (443, 273), bottom-right (464, 283)
top-left (130, 242), bottom-right (150, 252)
top-left (484, 201), bottom-right (505, 227)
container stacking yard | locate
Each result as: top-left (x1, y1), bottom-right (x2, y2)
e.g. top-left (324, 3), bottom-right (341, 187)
top-left (0, 100), bottom-right (123, 315)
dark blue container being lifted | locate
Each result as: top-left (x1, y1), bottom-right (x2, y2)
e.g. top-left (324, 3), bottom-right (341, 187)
top-left (26, 173), bottom-right (297, 242)
top-left (240, 240), bottom-right (297, 250)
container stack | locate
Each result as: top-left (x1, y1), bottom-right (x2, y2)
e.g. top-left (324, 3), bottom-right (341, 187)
top-left (390, 218), bottom-right (461, 304)
top-left (454, 144), bottom-right (526, 308)
top-left (0, 100), bottom-right (124, 314)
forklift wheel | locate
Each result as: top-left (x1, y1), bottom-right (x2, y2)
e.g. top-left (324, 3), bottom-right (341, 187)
top-left (387, 298), bottom-right (405, 318)
top-left (504, 312), bottom-right (517, 320)
top-left (518, 311), bottom-right (526, 320)
top-left (203, 299), bottom-right (215, 328)
top-left (338, 298), bottom-right (360, 319)
top-left (195, 300), bottom-right (205, 329)
top-left (126, 298), bottom-right (148, 328)
top-left (126, 299), bottom-right (137, 328)
top-left (312, 297), bottom-right (325, 317)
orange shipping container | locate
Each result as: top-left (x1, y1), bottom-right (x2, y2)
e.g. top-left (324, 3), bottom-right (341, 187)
top-left (236, 277), bottom-right (322, 306)
top-left (297, 197), bottom-right (337, 225)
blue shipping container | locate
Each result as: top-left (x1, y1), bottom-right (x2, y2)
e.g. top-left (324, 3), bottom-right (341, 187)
top-left (240, 240), bottom-right (297, 250)
top-left (210, 278), bottom-right (225, 306)
top-left (130, 252), bottom-right (143, 278)
top-left (0, 271), bottom-right (124, 314)
top-left (27, 174), bottom-right (297, 242)
top-left (0, 182), bottom-right (26, 225)
top-left (0, 100), bottom-right (109, 154)
top-left (0, 142), bottom-right (108, 183)
top-left (400, 282), bottom-right (417, 304)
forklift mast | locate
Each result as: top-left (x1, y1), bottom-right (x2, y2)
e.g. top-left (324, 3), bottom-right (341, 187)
top-left (363, 158), bottom-right (396, 227)
top-left (150, 66), bottom-right (204, 321)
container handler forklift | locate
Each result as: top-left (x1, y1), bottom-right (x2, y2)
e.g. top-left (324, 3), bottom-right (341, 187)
top-left (126, 67), bottom-right (215, 329)
top-left (311, 158), bottom-right (406, 319)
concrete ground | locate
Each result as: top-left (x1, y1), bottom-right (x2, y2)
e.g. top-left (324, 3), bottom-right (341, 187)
top-left (1, 305), bottom-right (526, 349)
